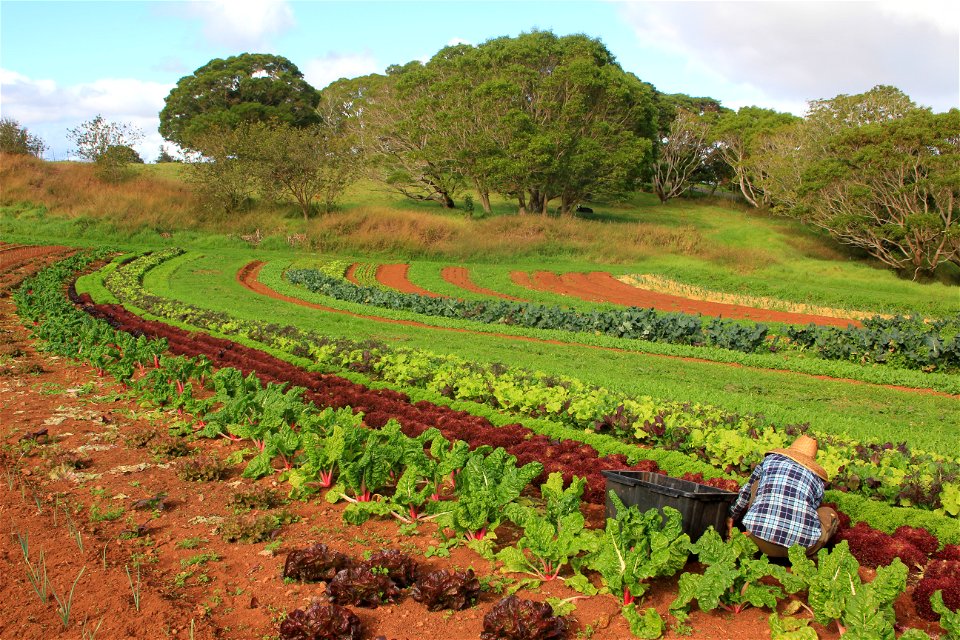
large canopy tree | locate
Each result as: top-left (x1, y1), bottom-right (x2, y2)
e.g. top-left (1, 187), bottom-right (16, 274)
top-left (468, 31), bottom-right (657, 214)
top-left (798, 108), bottom-right (960, 278)
top-left (754, 86), bottom-right (919, 213)
top-left (338, 31), bottom-right (658, 215)
top-left (711, 106), bottom-right (800, 207)
top-left (160, 53), bottom-right (320, 150)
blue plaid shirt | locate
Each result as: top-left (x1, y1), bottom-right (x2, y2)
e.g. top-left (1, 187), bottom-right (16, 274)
top-left (729, 453), bottom-right (825, 549)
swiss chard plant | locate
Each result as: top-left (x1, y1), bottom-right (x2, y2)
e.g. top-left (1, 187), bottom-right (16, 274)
top-left (586, 494), bottom-right (690, 607)
top-left (497, 473), bottom-right (599, 584)
top-left (438, 446), bottom-right (543, 543)
top-left (788, 541), bottom-right (908, 639)
top-left (669, 528), bottom-right (804, 625)
top-left (286, 407), bottom-right (366, 493)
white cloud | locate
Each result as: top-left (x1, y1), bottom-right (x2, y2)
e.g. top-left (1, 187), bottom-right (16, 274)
top-left (619, 1), bottom-right (959, 113)
top-left (185, 0), bottom-right (295, 50)
top-left (447, 37), bottom-right (472, 47)
top-left (1, 69), bottom-right (172, 161)
top-left (303, 51), bottom-right (380, 90)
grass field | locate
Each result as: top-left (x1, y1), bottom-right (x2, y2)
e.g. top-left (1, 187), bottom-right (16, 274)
top-left (110, 249), bottom-right (956, 456)
top-left (6, 155), bottom-right (958, 456)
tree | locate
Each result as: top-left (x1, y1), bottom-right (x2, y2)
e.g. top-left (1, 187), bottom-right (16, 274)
top-left (185, 126), bottom-right (258, 215)
top-left (159, 53), bottom-right (320, 151)
top-left (361, 62), bottom-right (464, 209)
top-left (156, 146), bottom-right (178, 163)
top-left (798, 108), bottom-right (960, 278)
top-left (468, 32), bottom-right (657, 215)
top-left (756, 86), bottom-right (919, 213)
top-left (244, 120), bottom-right (363, 219)
top-left (0, 117), bottom-right (46, 157)
top-left (350, 32), bottom-right (657, 215)
top-left (652, 109), bottom-right (712, 203)
top-left (67, 114), bottom-right (143, 162)
top-left (711, 107), bottom-right (800, 207)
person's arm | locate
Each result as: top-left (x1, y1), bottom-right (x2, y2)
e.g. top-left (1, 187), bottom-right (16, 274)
top-left (728, 462), bottom-right (764, 523)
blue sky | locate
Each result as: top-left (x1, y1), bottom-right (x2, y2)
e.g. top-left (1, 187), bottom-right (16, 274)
top-left (2, 0), bottom-right (957, 161)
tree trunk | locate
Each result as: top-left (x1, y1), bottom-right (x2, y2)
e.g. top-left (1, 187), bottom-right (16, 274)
top-left (529, 189), bottom-right (543, 216)
top-left (517, 193), bottom-right (527, 215)
top-left (472, 177), bottom-right (492, 213)
top-left (738, 172), bottom-right (759, 208)
top-left (441, 191), bottom-right (455, 209)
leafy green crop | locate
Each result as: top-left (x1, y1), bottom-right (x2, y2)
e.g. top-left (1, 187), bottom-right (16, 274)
top-left (497, 473), bottom-right (599, 582)
top-left (788, 541), bottom-right (908, 638)
top-left (669, 528), bottom-right (803, 624)
top-left (586, 494), bottom-right (689, 605)
top-left (438, 447), bottom-right (543, 542)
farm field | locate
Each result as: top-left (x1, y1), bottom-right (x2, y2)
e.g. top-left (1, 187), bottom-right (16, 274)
top-left (2, 190), bottom-right (958, 640)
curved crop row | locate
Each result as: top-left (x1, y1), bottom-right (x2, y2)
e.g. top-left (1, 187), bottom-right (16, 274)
top-left (259, 260), bottom-right (960, 394)
top-left (287, 267), bottom-right (960, 373)
top-left (94, 250), bottom-right (960, 531)
top-left (17, 253), bottom-right (960, 638)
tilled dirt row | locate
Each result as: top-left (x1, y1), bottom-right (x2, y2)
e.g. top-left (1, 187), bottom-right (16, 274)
top-left (511, 269), bottom-right (860, 329)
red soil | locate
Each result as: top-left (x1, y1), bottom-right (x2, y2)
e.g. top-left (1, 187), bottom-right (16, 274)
top-left (376, 263), bottom-right (442, 297)
top-left (0, 243), bottom-right (75, 293)
top-left (344, 262), bottom-right (362, 285)
top-left (512, 270), bottom-right (861, 329)
top-left (0, 252), bottom-right (943, 640)
top-left (441, 267), bottom-right (526, 301)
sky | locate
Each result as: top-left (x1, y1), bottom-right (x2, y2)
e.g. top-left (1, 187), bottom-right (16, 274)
top-left (1, 0), bottom-right (958, 162)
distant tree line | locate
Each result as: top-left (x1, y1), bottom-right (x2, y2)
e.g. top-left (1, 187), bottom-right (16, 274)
top-left (153, 33), bottom-right (957, 276)
top-left (4, 31), bottom-right (955, 277)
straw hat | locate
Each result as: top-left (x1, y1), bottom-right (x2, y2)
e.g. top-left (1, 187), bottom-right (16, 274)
top-left (767, 435), bottom-right (829, 482)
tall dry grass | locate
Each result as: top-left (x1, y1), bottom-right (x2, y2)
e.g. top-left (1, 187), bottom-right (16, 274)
top-left (1, 154), bottom-right (197, 231)
top-left (307, 205), bottom-right (717, 263)
top-left (1, 154), bottom-right (758, 267)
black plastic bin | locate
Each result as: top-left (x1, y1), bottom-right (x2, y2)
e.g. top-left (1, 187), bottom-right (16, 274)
top-left (602, 470), bottom-right (737, 542)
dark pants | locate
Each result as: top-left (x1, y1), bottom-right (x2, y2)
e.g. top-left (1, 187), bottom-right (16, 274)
top-left (743, 481), bottom-right (838, 558)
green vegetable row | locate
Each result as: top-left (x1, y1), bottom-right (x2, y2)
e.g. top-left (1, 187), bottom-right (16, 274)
top-left (286, 265), bottom-right (960, 372)
top-left (96, 250), bottom-right (960, 537)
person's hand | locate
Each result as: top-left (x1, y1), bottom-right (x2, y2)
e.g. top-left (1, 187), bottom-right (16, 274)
top-left (726, 517), bottom-right (734, 538)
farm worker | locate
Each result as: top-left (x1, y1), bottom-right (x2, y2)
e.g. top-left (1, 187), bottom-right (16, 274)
top-left (727, 435), bottom-right (838, 557)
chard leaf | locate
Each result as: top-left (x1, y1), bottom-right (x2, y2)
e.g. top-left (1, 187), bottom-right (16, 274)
top-left (768, 613), bottom-right (818, 640)
top-left (622, 604), bottom-right (664, 639)
top-left (496, 546), bottom-right (534, 575)
top-left (242, 449), bottom-right (273, 479)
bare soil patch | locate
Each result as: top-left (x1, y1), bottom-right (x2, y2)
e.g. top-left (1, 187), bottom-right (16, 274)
top-left (441, 267), bottom-right (526, 301)
top-left (0, 243), bottom-right (75, 295)
top-left (512, 270), bottom-right (860, 329)
top-left (344, 262), bottom-right (361, 285)
top-left (376, 263), bottom-right (443, 297)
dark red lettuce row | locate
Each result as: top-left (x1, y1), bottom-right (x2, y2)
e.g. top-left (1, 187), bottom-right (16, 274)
top-left (912, 559), bottom-right (960, 621)
top-left (77, 295), bottom-right (663, 504)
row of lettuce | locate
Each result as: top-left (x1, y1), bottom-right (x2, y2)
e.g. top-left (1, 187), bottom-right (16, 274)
top-left (258, 258), bottom-right (960, 394)
top-left (13, 251), bottom-right (960, 639)
top-left (285, 263), bottom-right (960, 373)
top-left (97, 249), bottom-right (960, 529)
